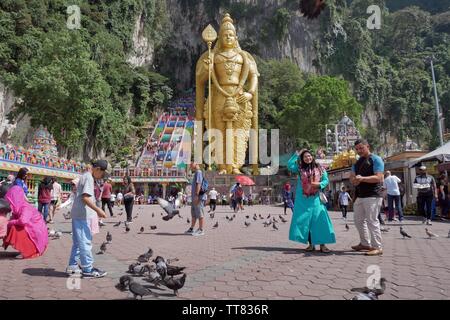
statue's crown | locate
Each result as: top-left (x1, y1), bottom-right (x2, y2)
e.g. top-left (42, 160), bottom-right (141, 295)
top-left (220, 13), bottom-right (236, 33)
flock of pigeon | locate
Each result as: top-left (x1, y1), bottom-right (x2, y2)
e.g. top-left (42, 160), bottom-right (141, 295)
top-left (209, 211), bottom-right (289, 231)
top-left (115, 247), bottom-right (187, 299)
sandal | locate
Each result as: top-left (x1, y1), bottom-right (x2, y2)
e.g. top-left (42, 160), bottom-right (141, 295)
top-left (320, 245), bottom-right (331, 253)
top-left (305, 245), bottom-right (315, 252)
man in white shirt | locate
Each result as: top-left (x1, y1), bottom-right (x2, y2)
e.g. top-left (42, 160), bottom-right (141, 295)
top-left (383, 171), bottom-right (403, 222)
top-left (208, 187), bottom-right (218, 213)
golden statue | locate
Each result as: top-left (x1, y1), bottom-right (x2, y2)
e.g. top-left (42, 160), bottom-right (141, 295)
top-left (195, 14), bottom-right (259, 175)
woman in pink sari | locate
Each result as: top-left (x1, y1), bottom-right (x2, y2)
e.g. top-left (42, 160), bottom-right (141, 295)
top-left (2, 185), bottom-right (48, 259)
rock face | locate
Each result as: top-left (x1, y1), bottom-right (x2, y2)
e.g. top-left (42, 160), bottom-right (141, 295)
top-left (127, 11), bottom-right (155, 68)
top-left (0, 82), bottom-right (17, 142)
top-left (154, 0), bottom-right (320, 88)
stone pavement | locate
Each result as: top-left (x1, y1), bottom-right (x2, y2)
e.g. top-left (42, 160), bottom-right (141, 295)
top-left (1, 204), bottom-right (450, 300)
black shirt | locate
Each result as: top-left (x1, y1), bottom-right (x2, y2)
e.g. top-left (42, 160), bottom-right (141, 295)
top-left (352, 154), bottom-right (384, 198)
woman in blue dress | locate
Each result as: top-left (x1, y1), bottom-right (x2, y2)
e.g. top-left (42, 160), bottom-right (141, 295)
top-left (288, 150), bottom-right (336, 253)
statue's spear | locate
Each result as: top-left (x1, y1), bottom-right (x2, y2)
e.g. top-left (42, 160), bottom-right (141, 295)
top-left (202, 25), bottom-right (217, 171)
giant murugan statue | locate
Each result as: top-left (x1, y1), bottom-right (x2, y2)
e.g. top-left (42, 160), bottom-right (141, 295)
top-left (196, 14), bottom-right (259, 175)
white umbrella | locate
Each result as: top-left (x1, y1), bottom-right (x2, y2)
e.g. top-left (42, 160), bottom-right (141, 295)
top-left (409, 141), bottom-right (450, 167)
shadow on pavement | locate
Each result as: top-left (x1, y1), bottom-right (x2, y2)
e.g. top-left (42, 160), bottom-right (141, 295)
top-left (22, 268), bottom-right (68, 278)
top-left (232, 246), bottom-right (363, 256)
top-left (0, 252), bottom-right (21, 259)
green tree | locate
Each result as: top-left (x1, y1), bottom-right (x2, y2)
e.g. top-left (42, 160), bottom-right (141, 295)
top-left (280, 76), bottom-right (363, 146)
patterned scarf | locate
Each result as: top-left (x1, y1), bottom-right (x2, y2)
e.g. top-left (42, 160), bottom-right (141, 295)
top-left (300, 166), bottom-right (322, 197)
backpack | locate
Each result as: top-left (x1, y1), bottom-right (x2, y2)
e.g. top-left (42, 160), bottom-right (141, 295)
top-left (235, 186), bottom-right (244, 198)
top-left (199, 176), bottom-right (209, 196)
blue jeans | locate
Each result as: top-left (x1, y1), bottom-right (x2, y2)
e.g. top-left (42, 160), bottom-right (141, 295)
top-left (387, 194), bottom-right (403, 221)
top-left (68, 219), bottom-right (94, 272)
top-left (38, 203), bottom-right (49, 221)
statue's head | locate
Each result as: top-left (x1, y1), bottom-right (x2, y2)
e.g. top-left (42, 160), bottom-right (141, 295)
top-left (217, 14), bottom-right (240, 50)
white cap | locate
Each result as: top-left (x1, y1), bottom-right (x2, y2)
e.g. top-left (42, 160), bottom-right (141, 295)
top-left (419, 165), bottom-right (427, 170)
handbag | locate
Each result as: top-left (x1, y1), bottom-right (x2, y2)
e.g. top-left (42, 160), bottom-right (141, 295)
top-left (319, 191), bottom-right (328, 205)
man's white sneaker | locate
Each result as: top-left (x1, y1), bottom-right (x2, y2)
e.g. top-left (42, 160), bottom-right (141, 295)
top-left (192, 229), bottom-right (205, 236)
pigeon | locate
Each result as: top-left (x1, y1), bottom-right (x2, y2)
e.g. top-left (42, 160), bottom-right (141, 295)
top-left (98, 242), bottom-right (107, 255)
top-left (246, 215), bottom-right (249, 219)
top-left (146, 268), bottom-right (163, 287)
top-left (253, 215), bottom-right (258, 221)
top-left (351, 278), bottom-right (387, 300)
top-left (229, 216), bottom-right (234, 222)
top-left (152, 213), bottom-right (155, 218)
top-left (263, 218), bottom-right (272, 227)
top-left (116, 275), bottom-right (133, 291)
top-left (129, 281), bottom-right (157, 299)
top-left (157, 198), bottom-right (180, 221)
top-left (400, 227), bottom-right (411, 239)
top-left (106, 232), bottom-right (112, 243)
top-left (153, 256), bottom-right (168, 279)
top-left (128, 262), bottom-right (142, 274)
top-left (113, 221), bottom-right (121, 227)
top-left (48, 229), bottom-right (56, 237)
top-left (162, 273), bottom-right (187, 296)
top-left (425, 228), bottom-right (439, 239)
top-left (300, 0), bottom-right (326, 20)
top-left (167, 265), bottom-right (186, 277)
top-left (210, 213), bottom-right (215, 219)
top-left (244, 221), bottom-right (251, 227)
top-left (161, 212), bottom-right (163, 216)
top-left (137, 248), bottom-right (154, 263)
top-left (133, 215), bottom-right (139, 219)
top-left (118, 211), bottom-right (123, 216)
top-left (272, 223), bottom-right (278, 231)
top-left (233, 214), bottom-right (236, 219)
top-left (150, 225), bottom-right (157, 230)
top-left (259, 214), bottom-right (264, 220)
top-left (380, 227), bottom-right (390, 233)
top-left (139, 226), bottom-right (145, 233)
top-left (226, 215), bottom-right (230, 220)
top-left (213, 221), bottom-right (218, 228)
top-left (187, 218), bottom-right (190, 224)
top-left (345, 224), bottom-right (349, 231)
top-left (273, 217), bottom-right (278, 223)
top-left (280, 216), bottom-right (287, 223)
top-left (267, 214), bottom-right (271, 219)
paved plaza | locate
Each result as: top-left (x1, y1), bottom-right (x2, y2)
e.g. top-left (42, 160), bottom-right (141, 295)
top-left (1, 204), bottom-right (450, 300)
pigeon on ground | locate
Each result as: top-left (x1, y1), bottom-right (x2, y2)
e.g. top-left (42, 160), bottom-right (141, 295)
top-left (150, 225), bottom-right (157, 230)
top-left (133, 215), bottom-right (139, 219)
top-left (139, 226), bottom-right (145, 233)
top-left (106, 232), bottom-right (112, 243)
top-left (233, 214), bottom-right (236, 219)
top-left (128, 262), bottom-right (142, 274)
top-left (380, 227), bottom-right (390, 233)
top-left (213, 221), bottom-right (218, 228)
top-left (425, 228), bottom-right (439, 239)
top-left (210, 213), bottom-right (215, 219)
top-left (267, 214), bottom-right (271, 219)
top-left (97, 242), bottom-right (107, 255)
top-left (229, 216), bottom-right (234, 222)
top-left (273, 217), bottom-right (278, 223)
top-left (259, 214), bottom-right (264, 220)
top-left (244, 221), bottom-right (251, 227)
top-left (129, 281), bottom-right (157, 299)
top-left (253, 215), bottom-right (258, 221)
top-left (152, 213), bottom-right (155, 218)
top-left (162, 273), bottom-right (187, 296)
top-left (300, 0), bottom-right (326, 20)
top-left (158, 197), bottom-right (180, 221)
top-left (351, 278), bottom-right (387, 300)
top-left (116, 275), bottom-right (133, 291)
top-left (226, 215), bottom-right (230, 220)
top-left (273, 223), bottom-right (278, 231)
top-left (118, 211), bottom-right (123, 216)
top-left (280, 216), bottom-right (287, 223)
top-left (137, 248), bottom-right (154, 263)
top-left (187, 218), bottom-right (190, 224)
top-left (167, 265), bottom-right (186, 277)
top-left (146, 268), bottom-right (163, 287)
top-left (153, 256), bottom-right (168, 279)
top-left (345, 224), bottom-right (349, 231)
top-left (113, 221), bottom-right (121, 227)
top-left (246, 215), bottom-right (249, 219)
top-left (400, 227), bottom-right (411, 239)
